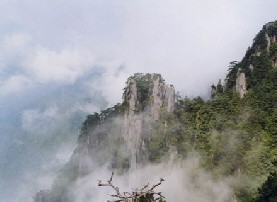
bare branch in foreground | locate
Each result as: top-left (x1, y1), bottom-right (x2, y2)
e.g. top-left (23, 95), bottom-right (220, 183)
top-left (98, 173), bottom-right (165, 202)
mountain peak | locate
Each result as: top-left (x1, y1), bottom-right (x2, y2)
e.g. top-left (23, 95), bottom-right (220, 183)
top-left (122, 73), bottom-right (175, 169)
top-left (223, 21), bottom-right (277, 98)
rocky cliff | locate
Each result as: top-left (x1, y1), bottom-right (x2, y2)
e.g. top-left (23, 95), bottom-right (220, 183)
top-left (122, 73), bottom-right (174, 170)
top-left (34, 73), bottom-right (175, 201)
top-left (235, 69), bottom-right (247, 98)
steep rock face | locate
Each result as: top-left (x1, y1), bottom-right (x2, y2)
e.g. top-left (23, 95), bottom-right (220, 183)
top-left (34, 73), bottom-right (175, 201)
top-left (123, 78), bottom-right (143, 170)
top-left (265, 22), bottom-right (277, 52)
top-left (75, 73), bottom-right (175, 172)
top-left (122, 73), bottom-right (175, 169)
top-left (235, 69), bottom-right (247, 98)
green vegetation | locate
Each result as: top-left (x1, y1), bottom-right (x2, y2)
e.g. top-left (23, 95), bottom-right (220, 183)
top-left (41, 22), bottom-right (277, 202)
top-left (256, 170), bottom-right (277, 202)
top-left (147, 22), bottom-right (277, 201)
top-left (149, 90), bottom-right (275, 201)
top-left (123, 73), bottom-right (159, 110)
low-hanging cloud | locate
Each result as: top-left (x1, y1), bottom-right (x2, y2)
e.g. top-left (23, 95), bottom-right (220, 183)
top-left (0, 33), bottom-right (129, 201)
top-left (25, 46), bottom-right (96, 84)
top-left (8, 145), bottom-right (76, 202)
top-left (70, 153), bottom-right (235, 202)
top-left (53, 111), bottom-right (237, 202)
top-left (0, 75), bottom-right (32, 96)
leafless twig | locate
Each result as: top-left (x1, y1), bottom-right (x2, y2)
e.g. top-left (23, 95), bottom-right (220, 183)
top-left (98, 173), bottom-right (165, 202)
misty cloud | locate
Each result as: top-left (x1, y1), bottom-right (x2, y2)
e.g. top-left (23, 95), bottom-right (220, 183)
top-left (25, 47), bottom-right (96, 84)
top-left (22, 106), bottom-right (60, 131)
top-left (70, 153), bottom-right (235, 202)
top-left (0, 75), bottom-right (33, 95)
top-left (2, 33), bottom-right (31, 56)
top-left (7, 145), bottom-right (76, 202)
top-left (0, 1), bottom-right (276, 201)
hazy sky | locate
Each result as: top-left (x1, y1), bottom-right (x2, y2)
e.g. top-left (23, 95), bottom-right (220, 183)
top-left (0, 1), bottom-right (277, 201)
top-left (1, 0), bottom-right (277, 101)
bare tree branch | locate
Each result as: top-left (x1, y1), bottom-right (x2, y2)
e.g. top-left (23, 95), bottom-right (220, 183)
top-left (98, 173), bottom-right (165, 202)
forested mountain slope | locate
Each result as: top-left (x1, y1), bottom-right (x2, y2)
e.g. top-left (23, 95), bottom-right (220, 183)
top-left (35, 21), bottom-right (277, 202)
